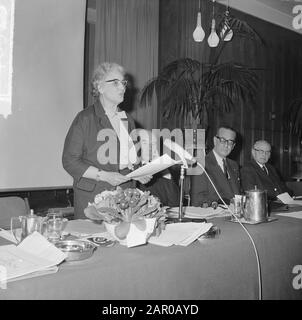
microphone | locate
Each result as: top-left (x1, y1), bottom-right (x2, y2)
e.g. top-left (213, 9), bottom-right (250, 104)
top-left (163, 139), bottom-right (196, 168)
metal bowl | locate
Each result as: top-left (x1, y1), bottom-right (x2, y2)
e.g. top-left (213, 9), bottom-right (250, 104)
top-left (55, 239), bottom-right (97, 262)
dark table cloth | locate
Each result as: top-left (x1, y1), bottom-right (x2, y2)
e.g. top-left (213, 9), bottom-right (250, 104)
top-left (1, 211), bottom-right (302, 300)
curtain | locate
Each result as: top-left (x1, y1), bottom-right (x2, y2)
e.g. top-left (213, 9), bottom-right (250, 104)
top-left (94, 0), bottom-right (159, 130)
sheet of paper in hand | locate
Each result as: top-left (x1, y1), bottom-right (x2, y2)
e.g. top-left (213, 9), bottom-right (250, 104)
top-left (126, 154), bottom-right (181, 179)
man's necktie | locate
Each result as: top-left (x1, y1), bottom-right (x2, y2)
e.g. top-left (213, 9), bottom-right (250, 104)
top-left (222, 158), bottom-right (229, 179)
top-left (262, 165), bottom-right (268, 175)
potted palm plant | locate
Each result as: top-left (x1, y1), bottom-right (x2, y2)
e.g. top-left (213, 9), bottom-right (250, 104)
top-left (140, 14), bottom-right (263, 131)
top-left (140, 11), bottom-right (263, 179)
top-left (140, 8), bottom-right (263, 188)
top-left (140, 58), bottom-right (259, 130)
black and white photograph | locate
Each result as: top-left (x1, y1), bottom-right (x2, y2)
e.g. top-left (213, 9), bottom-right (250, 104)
top-left (0, 0), bottom-right (302, 307)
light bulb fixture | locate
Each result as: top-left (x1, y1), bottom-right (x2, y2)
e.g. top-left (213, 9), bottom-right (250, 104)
top-left (207, 0), bottom-right (219, 47)
top-left (208, 19), bottom-right (220, 47)
top-left (193, 0), bottom-right (205, 42)
top-left (220, 0), bottom-right (233, 41)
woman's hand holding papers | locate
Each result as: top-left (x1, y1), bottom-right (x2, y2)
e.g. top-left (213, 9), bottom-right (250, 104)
top-left (97, 170), bottom-right (130, 186)
top-left (133, 175), bottom-right (153, 184)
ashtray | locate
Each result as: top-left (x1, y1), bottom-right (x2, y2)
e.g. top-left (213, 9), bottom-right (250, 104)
top-left (85, 236), bottom-right (116, 247)
top-left (55, 240), bottom-right (97, 262)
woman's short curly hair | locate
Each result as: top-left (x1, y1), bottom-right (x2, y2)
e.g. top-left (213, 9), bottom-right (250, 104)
top-left (90, 62), bottom-right (125, 98)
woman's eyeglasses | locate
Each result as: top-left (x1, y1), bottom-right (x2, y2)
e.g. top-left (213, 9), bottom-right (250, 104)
top-left (215, 136), bottom-right (236, 147)
top-left (105, 79), bottom-right (128, 88)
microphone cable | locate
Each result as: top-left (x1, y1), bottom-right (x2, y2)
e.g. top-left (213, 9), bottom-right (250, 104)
top-left (195, 160), bottom-right (262, 300)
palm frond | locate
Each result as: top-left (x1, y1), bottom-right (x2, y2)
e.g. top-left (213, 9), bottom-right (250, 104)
top-left (140, 56), bottom-right (259, 126)
top-left (212, 15), bottom-right (264, 64)
top-left (228, 16), bottom-right (264, 44)
top-left (162, 77), bottom-right (199, 118)
top-left (204, 62), bottom-right (258, 105)
top-left (140, 58), bottom-right (202, 116)
top-left (202, 86), bottom-right (234, 112)
top-left (160, 58), bottom-right (202, 81)
top-left (140, 77), bottom-right (168, 108)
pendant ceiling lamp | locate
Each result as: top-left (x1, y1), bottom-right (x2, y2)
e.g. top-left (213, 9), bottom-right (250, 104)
top-left (193, 0), bottom-right (205, 42)
top-left (207, 0), bottom-right (219, 47)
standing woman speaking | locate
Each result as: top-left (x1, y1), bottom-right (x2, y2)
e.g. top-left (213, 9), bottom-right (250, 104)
top-left (62, 62), bottom-right (151, 219)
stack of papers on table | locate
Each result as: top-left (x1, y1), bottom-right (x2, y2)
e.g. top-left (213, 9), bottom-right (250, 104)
top-left (148, 222), bottom-right (213, 247)
top-left (277, 192), bottom-right (302, 206)
top-left (167, 206), bottom-right (228, 220)
top-left (0, 228), bottom-right (18, 244)
top-left (276, 211), bottom-right (302, 220)
top-left (0, 231), bottom-right (67, 282)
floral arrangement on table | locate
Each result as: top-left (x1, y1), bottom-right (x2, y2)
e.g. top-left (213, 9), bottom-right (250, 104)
top-left (84, 187), bottom-right (167, 246)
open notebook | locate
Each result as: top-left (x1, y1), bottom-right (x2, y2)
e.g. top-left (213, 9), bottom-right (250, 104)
top-left (277, 192), bottom-right (302, 206)
top-left (148, 222), bottom-right (213, 247)
top-left (0, 232), bottom-right (66, 283)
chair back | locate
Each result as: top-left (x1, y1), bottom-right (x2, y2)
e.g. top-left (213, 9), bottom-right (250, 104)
top-left (286, 181), bottom-right (302, 197)
top-left (47, 207), bottom-right (74, 220)
top-left (0, 196), bottom-right (29, 229)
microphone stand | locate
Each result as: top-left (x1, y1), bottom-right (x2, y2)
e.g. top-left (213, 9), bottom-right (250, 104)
top-left (167, 162), bottom-right (207, 224)
top-left (178, 164), bottom-right (185, 222)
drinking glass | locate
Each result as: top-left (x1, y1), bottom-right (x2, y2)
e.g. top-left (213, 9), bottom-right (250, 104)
top-left (231, 195), bottom-right (244, 218)
top-left (45, 211), bottom-right (67, 243)
top-left (10, 216), bottom-right (23, 243)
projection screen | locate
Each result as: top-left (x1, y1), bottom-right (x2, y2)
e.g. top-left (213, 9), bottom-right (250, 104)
top-left (0, 0), bottom-right (86, 190)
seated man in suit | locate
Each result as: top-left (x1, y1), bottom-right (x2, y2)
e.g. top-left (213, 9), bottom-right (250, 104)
top-left (240, 140), bottom-right (291, 200)
top-left (191, 126), bottom-right (241, 206)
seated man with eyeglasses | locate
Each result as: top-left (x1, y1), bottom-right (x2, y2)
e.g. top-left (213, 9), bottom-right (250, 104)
top-left (191, 126), bottom-right (241, 206)
top-left (240, 140), bottom-right (291, 200)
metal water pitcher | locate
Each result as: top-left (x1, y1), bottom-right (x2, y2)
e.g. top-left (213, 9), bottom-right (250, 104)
top-left (243, 187), bottom-right (268, 222)
top-left (10, 209), bottom-right (45, 243)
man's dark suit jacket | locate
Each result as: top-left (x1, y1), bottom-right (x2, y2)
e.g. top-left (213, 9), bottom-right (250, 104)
top-left (139, 174), bottom-right (180, 207)
top-left (240, 159), bottom-right (289, 200)
top-left (191, 150), bottom-right (241, 206)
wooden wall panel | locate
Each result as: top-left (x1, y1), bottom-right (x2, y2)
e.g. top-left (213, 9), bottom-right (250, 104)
top-left (158, 0), bottom-right (302, 179)
top-left (84, 21), bottom-right (95, 108)
top-left (85, 0), bottom-right (302, 179)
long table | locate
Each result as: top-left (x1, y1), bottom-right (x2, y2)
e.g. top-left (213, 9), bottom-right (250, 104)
top-left (1, 211), bottom-right (302, 300)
